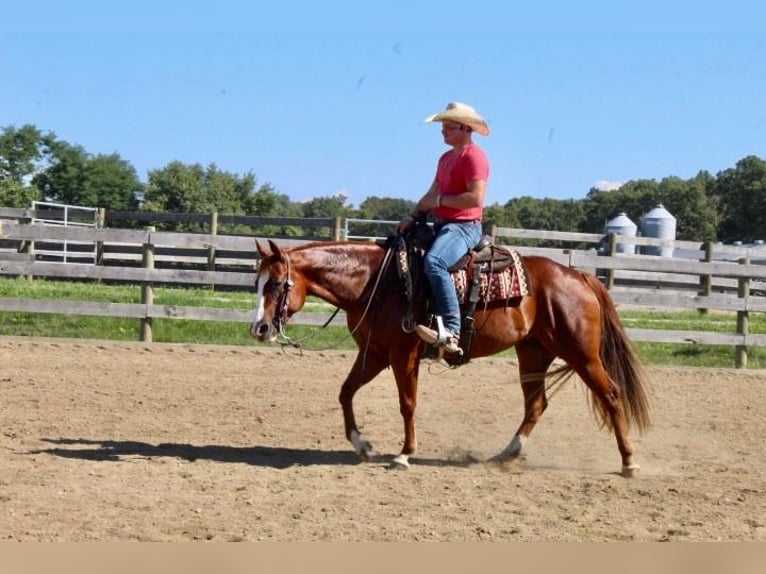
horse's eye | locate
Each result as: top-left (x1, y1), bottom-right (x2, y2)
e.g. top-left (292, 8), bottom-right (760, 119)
top-left (264, 278), bottom-right (284, 293)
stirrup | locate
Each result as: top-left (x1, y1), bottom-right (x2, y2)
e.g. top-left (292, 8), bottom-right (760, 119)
top-left (414, 317), bottom-right (463, 355)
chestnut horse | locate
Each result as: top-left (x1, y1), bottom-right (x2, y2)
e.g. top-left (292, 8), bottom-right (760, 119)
top-left (251, 239), bottom-right (651, 477)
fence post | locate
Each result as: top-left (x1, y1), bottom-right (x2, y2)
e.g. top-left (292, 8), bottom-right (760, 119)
top-left (207, 212), bottom-right (218, 289)
top-left (605, 232), bottom-right (617, 290)
top-left (140, 226), bottom-right (155, 343)
top-left (333, 217), bottom-right (342, 241)
top-left (735, 255), bottom-right (750, 369)
top-left (95, 208), bottom-right (106, 264)
top-left (17, 212), bottom-right (35, 281)
top-left (698, 241), bottom-right (713, 314)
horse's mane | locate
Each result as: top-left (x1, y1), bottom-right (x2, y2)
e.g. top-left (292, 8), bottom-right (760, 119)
top-left (289, 240), bottom-right (388, 269)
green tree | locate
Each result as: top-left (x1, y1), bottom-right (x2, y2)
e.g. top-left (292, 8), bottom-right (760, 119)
top-left (244, 185), bottom-right (297, 217)
top-left (300, 194), bottom-right (350, 219)
top-left (144, 161), bottom-right (260, 214)
top-left (81, 154), bottom-right (142, 210)
top-left (144, 161), bottom-right (282, 231)
top-left (711, 155), bottom-right (766, 243)
top-left (482, 202), bottom-right (520, 231)
top-left (296, 194), bottom-right (351, 238)
top-left (356, 196), bottom-right (415, 221)
top-left (503, 196), bottom-right (586, 231)
top-left (0, 178), bottom-right (42, 207)
top-left (583, 180), bottom-right (659, 233)
top-left (28, 138), bottom-right (142, 210)
top-left (349, 196), bottom-right (416, 238)
top-left (2, 125), bottom-right (143, 210)
top-left (0, 124), bottom-right (51, 206)
top-left (496, 196), bottom-right (586, 247)
top-left (32, 141), bottom-right (88, 204)
top-left (655, 173), bottom-right (718, 241)
top-left (0, 124), bottom-right (47, 184)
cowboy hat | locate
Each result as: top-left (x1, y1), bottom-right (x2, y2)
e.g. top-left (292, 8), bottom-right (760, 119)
top-left (425, 102), bottom-right (490, 136)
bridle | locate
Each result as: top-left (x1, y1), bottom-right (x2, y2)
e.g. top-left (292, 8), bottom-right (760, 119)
top-left (255, 245), bottom-right (396, 352)
top-left (255, 253), bottom-right (294, 346)
top-left (274, 255), bottom-right (293, 339)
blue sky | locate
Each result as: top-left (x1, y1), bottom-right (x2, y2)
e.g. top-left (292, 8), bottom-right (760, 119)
top-left (3, 1), bottom-right (764, 208)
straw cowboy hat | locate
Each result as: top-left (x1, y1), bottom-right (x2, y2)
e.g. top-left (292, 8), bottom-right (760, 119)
top-left (425, 102), bottom-right (490, 136)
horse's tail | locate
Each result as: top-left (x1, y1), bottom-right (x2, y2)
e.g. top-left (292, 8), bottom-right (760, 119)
top-left (582, 273), bottom-right (652, 434)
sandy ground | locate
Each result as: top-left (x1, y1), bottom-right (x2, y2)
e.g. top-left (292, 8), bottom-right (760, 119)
top-left (1, 336), bottom-right (765, 541)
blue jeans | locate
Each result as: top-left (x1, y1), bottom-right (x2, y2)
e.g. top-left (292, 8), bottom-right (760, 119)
top-left (423, 221), bottom-right (483, 336)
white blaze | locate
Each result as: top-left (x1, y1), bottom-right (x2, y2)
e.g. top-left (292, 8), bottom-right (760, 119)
top-left (252, 274), bottom-right (267, 325)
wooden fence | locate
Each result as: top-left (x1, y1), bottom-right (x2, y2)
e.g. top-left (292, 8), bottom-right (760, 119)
top-left (2, 212), bottom-right (766, 367)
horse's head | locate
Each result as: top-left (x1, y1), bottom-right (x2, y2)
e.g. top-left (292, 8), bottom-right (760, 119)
top-left (250, 239), bottom-right (305, 343)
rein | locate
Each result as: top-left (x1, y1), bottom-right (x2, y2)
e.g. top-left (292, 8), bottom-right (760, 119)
top-left (268, 244), bottom-right (396, 353)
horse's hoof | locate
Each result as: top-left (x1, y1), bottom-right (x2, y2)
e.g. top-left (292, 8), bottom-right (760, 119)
top-left (488, 450), bottom-right (517, 464)
top-left (388, 454), bottom-right (410, 470)
top-left (488, 436), bottom-right (524, 464)
top-left (357, 444), bottom-right (374, 461)
top-left (350, 431), bottom-right (374, 461)
top-left (622, 463), bottom-right (640, 478)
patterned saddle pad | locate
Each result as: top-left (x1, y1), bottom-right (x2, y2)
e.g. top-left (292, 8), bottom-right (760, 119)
top-left (451, 248), bottom-right (531, 305)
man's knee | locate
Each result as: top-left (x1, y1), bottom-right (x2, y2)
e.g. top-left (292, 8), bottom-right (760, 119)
top-left (424, 251), bottom-right (447, 273)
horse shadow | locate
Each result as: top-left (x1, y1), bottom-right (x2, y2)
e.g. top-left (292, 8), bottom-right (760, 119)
top-left (29, 438), bottom-right (477, 469)
top-left (30, 438), bottom-right (360, 469)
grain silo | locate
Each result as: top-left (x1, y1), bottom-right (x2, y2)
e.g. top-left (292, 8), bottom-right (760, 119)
top-left (604, 212), bottom-right (637, 254)
top-left (640, 204), bottom-right (676, 256)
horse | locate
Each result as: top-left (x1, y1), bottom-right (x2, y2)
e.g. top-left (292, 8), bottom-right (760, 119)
top-left (250, 237), bottom-right (651, 477)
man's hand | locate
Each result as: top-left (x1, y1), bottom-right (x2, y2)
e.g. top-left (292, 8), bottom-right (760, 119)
top-left (395, 215), bottom-right (416, 235)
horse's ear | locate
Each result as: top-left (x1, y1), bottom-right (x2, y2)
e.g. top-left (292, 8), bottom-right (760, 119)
top-left (255, 239), bottom-right (271, 258)
top-left (268, 240), bottom-right (284, 261)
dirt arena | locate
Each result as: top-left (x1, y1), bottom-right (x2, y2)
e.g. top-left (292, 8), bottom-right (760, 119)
top-left (1, 336), bottom-right (765, 541)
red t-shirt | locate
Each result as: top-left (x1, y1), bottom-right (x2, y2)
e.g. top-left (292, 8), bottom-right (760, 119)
top-left (433, 143), bottom-right (489, 221)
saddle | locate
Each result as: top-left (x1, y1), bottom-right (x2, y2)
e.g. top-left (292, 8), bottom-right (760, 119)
top-left (392, 225), bottom-right (531, 365)
top-left (448, 238), bottom-right (531, 306)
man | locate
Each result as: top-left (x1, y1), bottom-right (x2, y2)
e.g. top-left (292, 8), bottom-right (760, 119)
top-left (395, 102), bottom-right (490, 354)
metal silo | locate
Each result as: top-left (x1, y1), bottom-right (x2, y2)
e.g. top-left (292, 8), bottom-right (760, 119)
top-left (604, 212), bottom-right (637, 254)
top-left (640, 204), bottom-right (676, 256)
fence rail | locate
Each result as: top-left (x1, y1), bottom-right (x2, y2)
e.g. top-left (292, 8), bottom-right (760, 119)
top-left (2, 215), bottom-right (766, 367)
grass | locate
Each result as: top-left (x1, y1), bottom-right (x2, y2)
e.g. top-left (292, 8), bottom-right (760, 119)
top-left (1, 277), bottom-right (764, 368)
top-left (620, 309), bottom-right (766, 368)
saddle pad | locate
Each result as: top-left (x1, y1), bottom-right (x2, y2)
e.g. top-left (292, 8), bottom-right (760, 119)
top-left (452, 249), bottom-right (531, 305)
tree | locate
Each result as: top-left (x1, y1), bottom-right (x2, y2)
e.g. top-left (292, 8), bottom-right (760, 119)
top-left (0, 124), bottom-right (47, 184)
top-left (482, 202), bottom-right (520, 231)
top-left (0, 178), bottom-right (41, 207)
top-left (299, 194), bottom-right (351, 219)
top-left (143, 161), bottom-right (282, 231)
top-left (33, 142), bottom-right (142, 210)
top-left (711, 156), bottom-right (766, 243)
top-left (144, 161), bottom-right (254, 214)
top-left (582, 180), bottom-right (659, 233)
top-left (81, 154), bottom-right (142, 211)
top-left (32, 141), bottom-right (88, 204)
top-left (244, 185), bottom-right (297, 217)
top-left (0, 124), bottom-right (50, 206)
top-left (356, 196), bottom-right (415, 221)
top-left (655, 173), bottom-right (718, 242)
top-left (503, 196), bottom-right (586, 232)
top-left (349, 196), bottom-right (416, 238)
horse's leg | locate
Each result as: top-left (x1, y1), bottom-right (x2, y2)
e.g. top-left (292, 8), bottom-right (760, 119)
top-left (338, 350), bottom-right (389, 461)
top-left (490, 340), bottom-right (555, 463)
top-left (387, 345), bottom-right (423, 470)
top-left (574, 359), bottom-right (639, 477)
